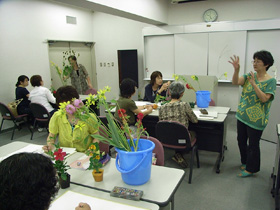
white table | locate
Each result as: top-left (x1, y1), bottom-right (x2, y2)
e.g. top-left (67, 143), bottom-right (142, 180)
top-left (0, 142), bottom-right (183, 210)
top-left (54, 184), bottom-right (159, 210)
top-left (67, 152), bottom-right (185, 210)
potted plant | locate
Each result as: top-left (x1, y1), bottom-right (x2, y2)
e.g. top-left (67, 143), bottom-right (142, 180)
top-left (46, 142), bottom-right (70, 189)
top-left (59, 86), bottom-right (155, 185)
top-left (85, 142), bottom-right (104, 182)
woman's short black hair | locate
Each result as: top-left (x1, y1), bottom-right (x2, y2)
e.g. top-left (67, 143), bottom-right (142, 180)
top-left (150, 71), bottom-right (163, 85)
top-left (15, 75), bottom-right (29, 87)
top-left (30, 75), bottom-right (42, 87)
top-left (0, 153), bottom-right (59, 210)
top-left (253, 50), bottom-right (274, 71)
top-left (120, 78), bottom-right (137, 98)
top-left (55, 85), bottom-right (79, 106)
top-left (68, 55), bottom-right (77, 61)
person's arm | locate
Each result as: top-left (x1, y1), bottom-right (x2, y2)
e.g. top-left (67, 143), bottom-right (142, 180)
top-left (185, 103), bottom-right (198, 123)
top-left (86, 76), bottom-right (93, 89)
top-left (42, 133), bottom-right (56, 152)
top-left (133, 105), bottom-right (153, 117)
top-left (46, 88), bottom-right (56, 104)
top-left (228, 55), bottom-right (245, 86)
top-left (248, 71), bottom-right (273, 103)
top-left (157, 81), bottom-right (171, 95)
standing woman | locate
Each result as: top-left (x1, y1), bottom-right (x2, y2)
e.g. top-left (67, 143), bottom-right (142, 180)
top-left (229, 50), bottom-right (276, 177)
top-left (67, 55), bottom-right (93, 94)
top-left (144, 71), bottom-right (170, 103)
top-left (15, 75), bottom-right (32, 116)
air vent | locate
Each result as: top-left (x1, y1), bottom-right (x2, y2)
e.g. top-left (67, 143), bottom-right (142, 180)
top-left (66, 16), bottom-right (77, 24)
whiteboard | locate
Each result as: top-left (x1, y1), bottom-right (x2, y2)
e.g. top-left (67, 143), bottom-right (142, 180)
top-left (208, 31), bottom-right (247, 80)
top-left (144, 35), bottom-right (174, 79)
top-left (245, 30), bottom-right (280, 82)
top-left (174, 33), bottom-right (208, 75)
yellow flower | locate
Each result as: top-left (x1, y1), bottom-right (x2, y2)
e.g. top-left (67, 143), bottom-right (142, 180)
top-left (95, 155), bottom-right (100, 160)
top-left (86, 94), bottom-right (96, 107)
top-left (173, 74), bottom-right (179, 81)
top-left (89, 144), bottom-right (96, 150)
top-left (224, 72), bottom-right (228, 79)
top-left (191, 75), bottom-right (198, 81)
top-left (75, 123), bottom-right (86, 131)
top-left (59, 101), bottom-right (70, 113)
top-left (89, 152), bottom-right (93, 156)
top-left (104, 86), bottom-right (111, 92)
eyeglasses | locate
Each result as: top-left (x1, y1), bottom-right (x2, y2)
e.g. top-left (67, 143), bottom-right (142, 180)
top-left (251, 60), bottom-right (262, 64)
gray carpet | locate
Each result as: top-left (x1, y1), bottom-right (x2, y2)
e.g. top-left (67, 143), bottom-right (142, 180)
top-left (0, 113), bottom-right (276, 210)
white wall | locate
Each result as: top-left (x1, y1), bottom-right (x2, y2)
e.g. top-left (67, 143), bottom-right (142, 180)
top-left (0, 0), bottom-right (93, 129)
top-left (92, 11), bottom-right (150, 100)
top-left (168, 0), bottom-right (280, 25)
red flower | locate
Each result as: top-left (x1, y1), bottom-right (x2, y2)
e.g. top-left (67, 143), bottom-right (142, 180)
top-left (53, 90), bottom-right (57, 94)
top-left (118, 109), bottom-right (127, 119)
top-left (186, 84), bottom-right (191, 89)
top-left (137, 112), bottom-right (144, 121)
top-left (54, 148), bottom-right (66, 161)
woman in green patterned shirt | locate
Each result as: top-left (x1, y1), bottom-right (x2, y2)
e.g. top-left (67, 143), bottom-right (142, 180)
top-left (229, 50), bottom-right (276, 177)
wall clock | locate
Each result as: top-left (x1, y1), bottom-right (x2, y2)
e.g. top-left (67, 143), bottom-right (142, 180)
top-left (203, 9), bottom-right (218, 22)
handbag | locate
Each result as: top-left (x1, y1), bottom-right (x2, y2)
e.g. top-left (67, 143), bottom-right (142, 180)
top-left (7, 98), bottom-right (23, 117)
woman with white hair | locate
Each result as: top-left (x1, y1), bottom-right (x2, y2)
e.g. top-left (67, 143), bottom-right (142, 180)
top-left (159, 81), bottom-right (198, 168)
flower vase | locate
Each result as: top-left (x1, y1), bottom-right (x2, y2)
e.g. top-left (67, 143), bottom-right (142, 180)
top-left (92, 169), bottom-right (104, 182)
top-left (59, 173), bottom-right (70, 189)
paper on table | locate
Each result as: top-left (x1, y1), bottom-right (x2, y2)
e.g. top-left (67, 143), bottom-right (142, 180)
top-left (0, 145), bottom-right (76, 162)
top-left (194, 111), bottom-right (217, 118)
top-left (49, 190), bottom-right (147, 210)
top-left (69, 154), bottom-right (90, 170)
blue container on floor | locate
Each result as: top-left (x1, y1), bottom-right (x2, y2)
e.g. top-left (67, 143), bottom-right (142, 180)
top-left (115, 139), bottom-right (155, 185)
top-left (196, 90), bottom-right (211, 108)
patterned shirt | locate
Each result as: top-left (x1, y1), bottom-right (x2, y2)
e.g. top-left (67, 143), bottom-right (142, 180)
top-left (49, 111), bottom-right (99, 152)
top-left (236, 72), bottom-right (276, 130)
top-left (70, 64), bottom-right (89, 94)
top-left (159, 101), bottom-right (198, 128)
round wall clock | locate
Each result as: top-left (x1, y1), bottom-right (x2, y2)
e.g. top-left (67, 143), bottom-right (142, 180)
top-left (203, 9), bottom-right (218, 22)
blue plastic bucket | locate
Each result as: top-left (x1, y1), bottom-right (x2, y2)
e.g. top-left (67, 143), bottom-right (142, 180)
top-left (115, 139), bottom-right (155, 185)
top-left (196, 91), bottom-right (211, 108)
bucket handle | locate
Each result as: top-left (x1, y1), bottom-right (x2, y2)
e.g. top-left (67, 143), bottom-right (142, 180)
top-left (115, 152), bottom-right (148, 174)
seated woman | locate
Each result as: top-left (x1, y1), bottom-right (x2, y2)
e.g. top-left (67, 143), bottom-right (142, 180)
top-left (114, 78), bottom-right (153, 126)
top-left (158, 81), bottom-right (198, 168)
top-left (29, 75), bottom-right (57, 117)
top-left (143, 71), bottom-right (170, 103)
top-left (43, 86), bottom-right (99, 153)
top-left (0, 152), bottom-right (91, 210)
top-left (15, 75), bottom-right (32, 116)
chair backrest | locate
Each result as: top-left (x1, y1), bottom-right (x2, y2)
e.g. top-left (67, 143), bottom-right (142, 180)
top-left (29, 103), bottom-right (50, 120)
top-left (141, 136), bottom-right (164, 166)
top-left (84, 88), bottom-right (97, 95)
top-left (0, 102), bottom-right (15, 120)
top-left (155, 120), bottom-right (192, 149)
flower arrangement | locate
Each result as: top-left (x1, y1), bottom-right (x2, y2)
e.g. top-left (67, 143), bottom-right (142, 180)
top-left (173, 73), bottom-right (228, 92)
top-left (50, 50), bottom-right (80, 87)
top-left (46, 141), bottom-right (70, 181)
top-left (58, 86), bottom-right (148, 152)
top-left (85, 142), bottom-right (104, 172)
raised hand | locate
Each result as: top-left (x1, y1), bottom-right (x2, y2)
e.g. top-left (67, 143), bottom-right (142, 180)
top-left (228, 55), bottom-right (240, 72)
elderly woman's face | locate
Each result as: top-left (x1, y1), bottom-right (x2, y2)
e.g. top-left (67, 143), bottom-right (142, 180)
top-left (155, 76), bottom-right (163, 86)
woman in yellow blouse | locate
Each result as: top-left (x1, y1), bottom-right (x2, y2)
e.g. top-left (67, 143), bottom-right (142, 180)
top-left (43, 86), bottom-right (99, 153)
